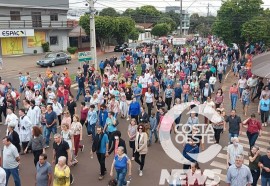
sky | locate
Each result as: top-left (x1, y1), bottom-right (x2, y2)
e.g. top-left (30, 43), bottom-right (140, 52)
top-left (69, 0), bottom-right (270, 16)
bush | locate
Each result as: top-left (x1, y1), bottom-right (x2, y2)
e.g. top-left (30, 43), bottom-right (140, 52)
top-left (41, 42), bottom-right (50, 53)
top-left (67, 47), bottom-right (77, 54)
top-left (33, 50), bottom-right (37, 54)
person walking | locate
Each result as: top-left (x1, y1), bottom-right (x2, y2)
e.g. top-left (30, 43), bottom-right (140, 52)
top-left (45, 105), bottom-right (57, 148)
top-left (182, 137), bottom-right (199, 170)
top-left (70, 114), bottom-right (84, 158)
top-left (212, 110), bottom-right (225, 144)
top-left (227, 137), bottom-right (244, 167)
top-left (24, 126), bottom-right (46, 166)
top-left (53, 156), bottom-right (71, 186)
top-left (110, 146), bottom-right (132, 186)
top-left (18, 108), bottom-right (32, 154)
top-left (128, 97), bottom-right (140, 124)
top-left (92, 126), bottom-right (109, 180)
top-left (2, 136), bottom-right (21, 186)
top-left (229, 83), bottom-right (239, 110)
top-left (259, 147), bottom-right (270, 186)
top-left (225, 110), bottom-right (242, 144)
top-left (242, 113), bottom-right (262, 150)
top-left (258, 94), bottom-right (270, 127)
top-left (149, 111), bottom-right (158, 145)
top-left (86, 105), bottom-right (98, 139)
top-left (108, 131), bottom-right (127, 156)
top-left (135, 124), bottom-right (148, 177)
top-left (226, 154), bottom-right (253, 186)
top-left (127, 119), bottom-right (137, 161)
top-left (249, 146), bottom-right (261, 186)
top-left (36, 153), bottom-right (52, 186)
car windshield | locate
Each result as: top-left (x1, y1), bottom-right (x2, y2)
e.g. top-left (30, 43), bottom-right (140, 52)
top-left (45, 53), bottom-right (56, 58)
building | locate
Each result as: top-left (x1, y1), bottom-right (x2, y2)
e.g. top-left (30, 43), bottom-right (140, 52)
top-left (0, 0), bottom-right (74, 55)
top-left (165, 6), bottom-right (190, 35)
top-left (136, 23), bottom-right (154, 41)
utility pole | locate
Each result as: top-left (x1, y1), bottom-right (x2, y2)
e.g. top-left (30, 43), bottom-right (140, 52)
top-left (87, 0), bottom-right (97, 69)
top-left (179, 0), bottom-right (182, 36)
top-left (207, 3), bottom-right (210, 17)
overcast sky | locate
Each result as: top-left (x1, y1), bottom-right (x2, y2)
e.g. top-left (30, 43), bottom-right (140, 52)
top-left (69, 0), bottom-right (270, 16)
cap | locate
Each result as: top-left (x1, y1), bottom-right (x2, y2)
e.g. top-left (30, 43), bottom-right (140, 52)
top-left (8, 122), bottom-right (16, 128)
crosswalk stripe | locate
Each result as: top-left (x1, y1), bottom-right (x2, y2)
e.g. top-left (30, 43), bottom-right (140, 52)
top-left (71, 84), bottom-right (77, 88)
top-left (222, 147), bottom-right (249, 156)
top-left (238, 136), bottom-right (269, 147)
top-left (216, 153), bottom-right (249, 165)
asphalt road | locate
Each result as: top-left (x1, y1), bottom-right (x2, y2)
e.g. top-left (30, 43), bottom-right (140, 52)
top-left (0, 53), bottom-right (268, 186)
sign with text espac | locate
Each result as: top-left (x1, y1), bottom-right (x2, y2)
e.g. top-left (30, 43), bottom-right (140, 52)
top-left (0, 29), bottom-right (34, 38)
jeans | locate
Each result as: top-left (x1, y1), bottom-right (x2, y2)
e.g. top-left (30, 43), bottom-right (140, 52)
top-left (261, 176), bottom-right (270, 186)
top-left (183, 93), bottom-right (189, 102)
top-left (149, 130), bottom-right (158, 144)
top-left (165, 97), bottom-right (172, 110)
top-left (239, 87), bottom-right (244, 98)
top-left (230, 94), bottom-right (238, 110)
top-left (129, 141), bottom-right (135, 158)
top-left (135, 152), bottom-right (146, 171)
top-left (4, 167), bottom-right (21, 186)
top-left (73, 134), bottom-right (83, 156)
top-left (45, 125), bottom-right (57, 146)
top-left (260, 110), bottom-right (269, 123)
top-left (218, 73), bottom-right (222, 82)
top-left (214, 128), bottom-right (223, 144)
top-left (97, 153), bottom-right (106, 176)
top-left (58, 96), bottom-right (64, 107)
top-left (42, 125), bottom-right (46, 138)
top-left (228, 133), bottom-right (239, 143)
top-left (33, 149), bottom-right (43, 167)
top-left (0, 106), bottom-right (7, 123)
top-left (146, 102), bottom-right (153, 116)
top-left (246, 131), bottom-right (259, 149)
top-left (76, 87), bottom-right (85, 101)
top-left (116, 168), bottom-right (127, 186)
top-left (87, 123), bottom-right (96, 138)
top-left (251, 169), bottom-right (260, 186)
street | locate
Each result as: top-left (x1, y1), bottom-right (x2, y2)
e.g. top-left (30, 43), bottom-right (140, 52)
top-left (0, 53), bottom-right (268, 186)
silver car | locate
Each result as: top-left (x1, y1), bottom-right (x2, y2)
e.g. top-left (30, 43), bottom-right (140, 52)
top-left (37, 52), bottom-right (71, 67)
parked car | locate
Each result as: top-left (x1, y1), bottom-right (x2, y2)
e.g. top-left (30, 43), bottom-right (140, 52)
top-left (36, 52), bottom-right (71, 67)
top-left (114, 44), bottom-right (128, 52)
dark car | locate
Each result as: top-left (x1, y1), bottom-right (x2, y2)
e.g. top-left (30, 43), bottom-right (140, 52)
top-left (114, 44), bottom-right (128, 52)
top-left (37, 52), bottom-right (71, 67)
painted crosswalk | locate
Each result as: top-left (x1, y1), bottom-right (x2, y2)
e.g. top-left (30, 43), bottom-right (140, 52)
top-left (209, 130), bottom-right (270, 186)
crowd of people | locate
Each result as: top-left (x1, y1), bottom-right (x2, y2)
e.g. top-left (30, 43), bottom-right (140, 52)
top-left (0, 35), bottom-right (269, 186)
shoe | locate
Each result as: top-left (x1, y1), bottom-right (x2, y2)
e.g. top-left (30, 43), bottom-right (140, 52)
top-left (155, 138), bottom-right (158, 143)
top-left (81, 145), bottom-right (85, 152)
top-left (127, 118), bottom-right (130, 121)
top-left (70, 174), bottom-right (74, 184)
top-left (139, 170), bottom-right (143, 176)
top-left (45, 145), bottom-right (49, 149)
top-left (126, 180), bottom-right (131, 185)
top-left (98, 175), bottom-right (104, 180)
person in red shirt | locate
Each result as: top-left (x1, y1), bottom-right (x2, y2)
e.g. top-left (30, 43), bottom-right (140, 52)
top-left (26, 77), bottom-right (34, 90)
top-left (242, 113), bottom-right (262, 150)
top-left (57, 84), bottom-right (65, 107)
top-left (63, 73), bottom-right (73, 97)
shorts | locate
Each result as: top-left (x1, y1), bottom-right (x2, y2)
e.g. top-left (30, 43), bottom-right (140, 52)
top-left (243, 100), bottom-right (250, 106)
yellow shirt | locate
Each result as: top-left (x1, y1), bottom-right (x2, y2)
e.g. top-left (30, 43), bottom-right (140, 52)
top-left (53, 165), bottom-right (70, 186)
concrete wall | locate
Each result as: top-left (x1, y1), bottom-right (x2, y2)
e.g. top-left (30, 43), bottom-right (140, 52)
top-left (0, 0), bottom-right (69, 8)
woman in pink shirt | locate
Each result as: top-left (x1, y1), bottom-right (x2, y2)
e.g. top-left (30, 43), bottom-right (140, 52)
top-left (183, 82), bottom-right (190, 102)
top-left (229, 83), bottom-right (239, 110)
top-left (61, 110), bottom-right (72, 129)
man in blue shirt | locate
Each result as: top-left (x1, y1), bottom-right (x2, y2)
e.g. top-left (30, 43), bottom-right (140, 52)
top-left (99, 60), bottom-right (105, 75)
top-left (132, 83), bottom-right (142, 103)
top-left (92, 126), bottom-right (109, 180)
top-left (76, 73), bottom-right (85, 101)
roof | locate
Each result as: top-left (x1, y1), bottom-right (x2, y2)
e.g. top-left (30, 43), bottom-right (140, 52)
top-left (68, 25), bottom-right (87, 37)
top-left (136, 23), bottom-right (154, 29)
top-left (0, 3), bottom-right (69, 10)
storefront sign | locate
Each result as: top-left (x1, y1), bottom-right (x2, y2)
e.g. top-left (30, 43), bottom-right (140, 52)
top-left (0, 29), bottom-right (34, 38)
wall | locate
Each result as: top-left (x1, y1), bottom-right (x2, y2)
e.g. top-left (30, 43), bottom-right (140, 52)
top-left (0, 0), bottom-right (69, 8)
top-left (47, 30), bottom-right (69, 52)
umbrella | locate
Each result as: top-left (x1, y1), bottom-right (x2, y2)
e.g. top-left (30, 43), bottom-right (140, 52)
top-left (251, 52), bottom-right (270, 78)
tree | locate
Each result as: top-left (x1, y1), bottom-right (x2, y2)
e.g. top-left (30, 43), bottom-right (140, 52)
top-left (158, 16), bottom-right (177, 32)
top-left (128, 28), bottom-right (140, 41)
top-left (79, 15), bottom-right (118, 51)
top-left (241, 16), bottom-right (270, 45)
top-left (114, 17), bottom-right (136, 44)
top-left (99, 7), bottom-right (119, 17)
top-left (151, 23), bottom-right (170, 37)
top-left (125, 6), bottom-right (161, 23)
top-left (189, 13), bottom-right (200, 34)
top-left (212, 0), bottom-right (263, 45)
top-left (163, 11), bottom-right (181, 28)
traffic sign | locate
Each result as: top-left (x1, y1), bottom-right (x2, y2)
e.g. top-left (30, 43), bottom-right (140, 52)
top-left (78, 51), bottom-right (92, 62)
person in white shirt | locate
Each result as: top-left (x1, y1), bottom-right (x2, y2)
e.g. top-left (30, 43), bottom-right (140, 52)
top-left (19, 108), bottom-right (32, 153)
top-left (227, 137), bottom-right (244, 167)
top-left (52, 98), bottom-right (63, 127)
top-left (238, 76), bottom-right (247, 98)
top-left (27, 100), bottom-right (41, 127)
top-left (5, 107), bottom-right (19, 133)
top-left (46, 88), bottom-right (55, 105)
top-left (247, 75), bottom-right (258, 98)
top-left (0, 166), bottom-right (6, 186)
top-left (209, 74), bottom-right (217, 92)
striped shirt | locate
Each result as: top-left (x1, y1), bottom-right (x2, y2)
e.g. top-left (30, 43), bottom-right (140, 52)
top-left (226, 164), bottom-right (253, 186)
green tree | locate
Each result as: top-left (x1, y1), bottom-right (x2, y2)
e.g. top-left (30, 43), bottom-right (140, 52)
top-left (128, 28), bottom-right (140, 41)
top-left (163, 11), bottom-right (181, 28)
top-left (125, 6), bottom-right (161, 23)
top-left (79, 15), bottom-right (118, 51)
top-left (158, 16), bottom-right (177, 32)
top-left (99, 7), bottom-right (119, 17)
top-left (114, 17), bottom-right (136, 44)
top-left (241, 16), bottom-right (270, 45)
top-left (189, 13), bottom-right (200, 34)
top-left (151, 23), bottom-right (170, 37)
top-left (212, 0), bottom-right (263, 45)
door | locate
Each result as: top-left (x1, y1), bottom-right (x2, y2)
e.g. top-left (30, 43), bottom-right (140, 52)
top-left (32, 12), bottom-right (42, 27)
top-left (1, 37), bottom-right (23, 55)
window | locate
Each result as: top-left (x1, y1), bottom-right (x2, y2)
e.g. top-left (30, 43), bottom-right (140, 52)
top-left (50, 36), bottom-right (58, 45)
top-left (10, 11), bottom-right (21, 21)
top-left (82, 36), bottom-right (90, 43)
top-left (50, 14), bottom-right (58, 21)
top-left (32, 12), bottom-right (42, 27)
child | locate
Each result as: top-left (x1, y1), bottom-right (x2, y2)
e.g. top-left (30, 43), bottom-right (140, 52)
top-left (149, 111), bottom-right (158, 145)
